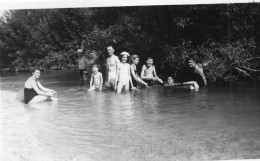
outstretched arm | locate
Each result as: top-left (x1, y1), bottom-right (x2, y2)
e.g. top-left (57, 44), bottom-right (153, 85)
top-left (37, 82), bottom-right (56, 94)
top-left (130, 65), bottom-right (148, 86)
top-left (33, 81), bottom-right (54, 97)
top-left (153, 66), bottom-right (163, 83)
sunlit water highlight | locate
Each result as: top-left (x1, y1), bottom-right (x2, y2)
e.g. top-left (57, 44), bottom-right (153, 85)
top-left (1, 70), bottom-right (260, 161)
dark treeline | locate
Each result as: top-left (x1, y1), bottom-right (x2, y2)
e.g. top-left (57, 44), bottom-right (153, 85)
top-left (0, 3), bottom-right (260, 84)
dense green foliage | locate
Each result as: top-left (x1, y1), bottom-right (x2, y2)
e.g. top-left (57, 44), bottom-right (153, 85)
top-left (0, 3), bottom-right (259, 84)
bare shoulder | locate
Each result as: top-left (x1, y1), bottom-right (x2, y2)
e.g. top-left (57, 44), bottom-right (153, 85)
top-left (25, 77), bottom-right (36, 87)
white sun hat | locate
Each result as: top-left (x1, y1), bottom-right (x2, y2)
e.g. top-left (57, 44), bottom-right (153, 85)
top-left (77, 49), bottom-right (83, 53)
top-left (120, 51), bottom-right (130, 56)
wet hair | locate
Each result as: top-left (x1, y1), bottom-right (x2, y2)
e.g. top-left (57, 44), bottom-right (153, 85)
top-left (30, 67), bottom-right (40, 75)
top-left (92, 64), bottom-right (99, 69)
top-left (130, 54), bottom-right (139, 64)
top-left (146, 57), bottom-right (153, 62)
top-left (107, 45), bottom-right (114, 49)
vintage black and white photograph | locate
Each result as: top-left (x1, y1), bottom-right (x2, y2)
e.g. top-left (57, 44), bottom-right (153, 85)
top-left (1, 0), bottom-right (260, 161)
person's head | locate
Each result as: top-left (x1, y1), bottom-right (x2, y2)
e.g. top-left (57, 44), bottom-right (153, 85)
top-left (77, 49), bottom-right (83, 57)
top-left (30, 68), bottom-right (41, 79)
top-left (167, 77), bottom-right (174, 84)
top-left (92, 64), bottom-right (99, 72)
top-left (107, 45), bottom-right (114, 56)
top-left (131, 54), bottom-right (139, 65)
top-left (120, 52), bottom-right (130, 63)
top-left (90, 51), bottom-right (97, 59)
top-left (188, 59), bottom-right (195, 67)
top-left (146, 57), bottom-right (153, 67)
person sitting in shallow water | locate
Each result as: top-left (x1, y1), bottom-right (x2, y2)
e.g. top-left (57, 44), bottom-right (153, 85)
top-left (164, 76), bottom-right (199, 90)
top-left (24, 68), bottom-right (57, 104)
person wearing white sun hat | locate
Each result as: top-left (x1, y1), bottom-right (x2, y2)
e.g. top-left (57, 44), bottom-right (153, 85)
top-left (116, 51), bottom-right (136, 93)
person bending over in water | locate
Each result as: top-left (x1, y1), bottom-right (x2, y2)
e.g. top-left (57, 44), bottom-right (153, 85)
top-left (24, 69), bottom-right (57, 104)
top-left (141, 57), bottom-right (163, 86)
top-left (88, 64), bottom-right (103, 91)
top-left (130, 54), bottom-right (148, 88)
top-left (116, 52), bottom-right (135, 94)
top-left (164, 76), bottom-right (199, 90)
top-left (105, 45), bottom-right (120, 90)
top-left (188, 59), bottom-right (207, 86)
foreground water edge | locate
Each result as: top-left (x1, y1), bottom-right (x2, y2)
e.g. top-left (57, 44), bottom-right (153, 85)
top-left (1, 71), bottom-right (260, 161)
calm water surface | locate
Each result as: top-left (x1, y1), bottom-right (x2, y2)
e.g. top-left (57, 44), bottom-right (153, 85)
top-left (1, 70), bottom-right (260, 161)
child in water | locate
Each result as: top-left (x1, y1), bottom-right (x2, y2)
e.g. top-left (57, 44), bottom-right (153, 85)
top-left (130, 54), bottom-right (149, 88)
top-left (141, 57), bottom-right (163, 86)
top-left (88, 64), bottom-right (103, 91)
top-left (116, 52), bottom-right (135, 94)
top-left (164, 76), bottom-right (199, 90)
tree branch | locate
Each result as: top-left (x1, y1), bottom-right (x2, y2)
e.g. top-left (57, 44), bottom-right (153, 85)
top-left (241, 66), bottom-right (260, 72)
top-left (234, 67), bottom-right (252, 78)
top-left (246, 57), bottom-right (260, 61)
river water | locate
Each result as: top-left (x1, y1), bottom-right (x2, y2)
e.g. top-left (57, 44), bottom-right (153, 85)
top-left (1, 70), bottom-right (260, 161)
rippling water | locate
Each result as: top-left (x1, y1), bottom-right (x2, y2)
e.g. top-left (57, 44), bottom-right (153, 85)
top-left (1, 70), bottom-right (260, 161)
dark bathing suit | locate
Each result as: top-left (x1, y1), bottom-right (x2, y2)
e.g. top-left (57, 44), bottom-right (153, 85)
top-left (131, 64), bottom-right (138, 87)
top-left (24, 88), bottom-right (38, 104)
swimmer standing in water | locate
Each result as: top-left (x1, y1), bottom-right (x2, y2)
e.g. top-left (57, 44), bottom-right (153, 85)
top-left (116, 52), bottom-right (135, 94)
top-left (105, 45), bottom-right (120, 90)
top-left (24, 68), bottom-right (57, 104)
top-left (88, 64), bottom-right (103, 91)
top-left (141, 57), bottom-right (163, 86)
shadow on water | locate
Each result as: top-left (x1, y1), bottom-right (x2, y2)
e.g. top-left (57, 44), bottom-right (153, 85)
top-left (1, 70), bottom-right (260, 161)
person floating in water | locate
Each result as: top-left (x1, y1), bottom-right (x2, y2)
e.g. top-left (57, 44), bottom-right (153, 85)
top-left (116, 52), bottom-right (135, 94)
top-left (88, 64), bottom-right (103, 91)
top-left (188, 59), bottom-right (207, 86)
top-left (77, 49), bottom-right (88, 81)
top-left (141, 57), bottom-right (163, 86)
top-left (164, 76), bottom-right (199, 90)
top-left (130, 54), bottom-right (149, 88)
top-left (105, 45), bottom-right (120, 90)
top-left (24, 68), bottom-right (57, 104)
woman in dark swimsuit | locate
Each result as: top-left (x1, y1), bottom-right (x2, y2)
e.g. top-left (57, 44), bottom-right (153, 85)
top-left (24, 68), bottom-right (57, 104)
top-left (130, 55), bottom-right (149, 88)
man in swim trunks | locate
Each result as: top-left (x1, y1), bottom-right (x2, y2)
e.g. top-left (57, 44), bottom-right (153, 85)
top-left (105, 45), bottom-right (120, 90)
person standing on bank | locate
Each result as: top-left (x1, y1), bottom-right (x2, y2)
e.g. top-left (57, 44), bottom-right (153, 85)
top-left (77, 49), bottom-right (88, 81)
top-left (24, 68), bottom-right (57, 104)
top-left (105, 45), bottom-right (120, 90)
